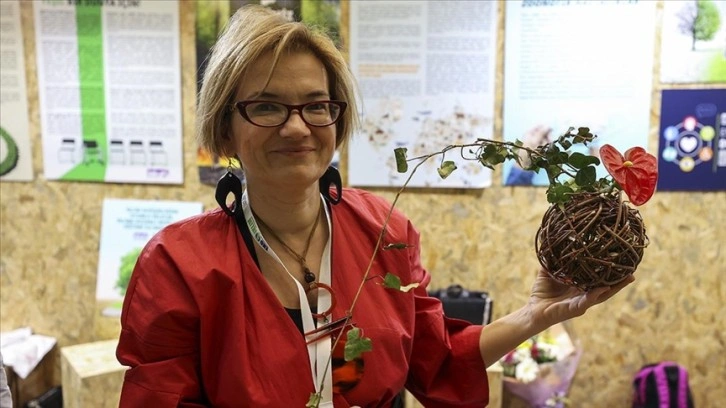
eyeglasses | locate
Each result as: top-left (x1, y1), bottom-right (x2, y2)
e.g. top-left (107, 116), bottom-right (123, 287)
top-left (233, 100), bottom-right (347, 127)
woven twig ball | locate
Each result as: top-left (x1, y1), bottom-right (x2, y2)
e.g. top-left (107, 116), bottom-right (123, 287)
top-left (535, 192), bottom-right (648, 291)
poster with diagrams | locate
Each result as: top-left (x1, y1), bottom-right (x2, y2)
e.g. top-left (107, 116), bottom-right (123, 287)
top-left (34, 0), bottom-right (183, 184)
top-left (502, 0), bottom-right (656, 187)
top-left (657, 88), bottom-right (726, 191)
top-left (347, 0), bottom-right (497, 188)
top-left (660, 0), bottom-right (726, 84)
top-left (95, 198), bottom-right (203, 317)
top-left (0, 0), bottom-right (34, 182)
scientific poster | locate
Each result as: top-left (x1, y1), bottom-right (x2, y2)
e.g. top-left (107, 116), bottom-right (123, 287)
top-left (657, 88), bottom-right (726, 191)
top-left (502, 0), bottom-right (656, 186)
top-left (347, 0), bottom-right (497, 188)
top-left (0, 0), bottom-right (34, 182)
top-left (34, 0), bottom-right (183, 184)
top-left (195, 0), bottom-right (340, 185)
top-left (660, 0), bottom-right (726, 84)
top-left (95, 198), bottom-right (203, 317)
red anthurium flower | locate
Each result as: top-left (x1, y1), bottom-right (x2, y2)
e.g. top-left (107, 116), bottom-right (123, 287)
top-left (600, 144), bottom-right (658, 206)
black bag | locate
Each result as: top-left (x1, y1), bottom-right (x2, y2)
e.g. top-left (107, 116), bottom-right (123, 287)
top-left (429, 284), bottom-right (493, 325)
top-left (632, 362), bottom-right (694, 408)
top-left (24, 386), bottom-right (62, 408)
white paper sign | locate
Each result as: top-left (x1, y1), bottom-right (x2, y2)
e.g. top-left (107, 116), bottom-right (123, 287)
top-left (502, 0), bottom-right (656, 186)
top-left (95, 198), bottom-right (203, 317)
top-left (0, 0), bottom-right (34, 181)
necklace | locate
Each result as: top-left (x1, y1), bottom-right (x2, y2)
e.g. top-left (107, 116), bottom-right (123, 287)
top-left (252, 206), bottom-right (322, 288)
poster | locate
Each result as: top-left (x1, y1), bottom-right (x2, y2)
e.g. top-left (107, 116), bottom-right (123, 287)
top-left (657, 88), bottom-right (726, 191)
top-left (347, 0), bottom-right (497, 188)
top-left (660, 0), bottom-right (726, 84)
top-left (34, 0), bottom-right (183, 184)
top-left (195, 0), bottom-right (341, 185)
top-left (0, 0), bottom-right (34, 181)
top-left (502, 0), bottom-right (656, 186)
top-left (95, 198), bottom-right (203, 317)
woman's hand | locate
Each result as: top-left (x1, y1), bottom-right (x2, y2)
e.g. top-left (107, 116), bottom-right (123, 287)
top-left (527, 268), bottom-right (634, 330)
top-left (478, 268), bottom-right (634, 367)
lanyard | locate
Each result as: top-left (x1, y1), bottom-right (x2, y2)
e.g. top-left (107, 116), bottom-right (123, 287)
top-left (241, 190), bottom-right (334, 406)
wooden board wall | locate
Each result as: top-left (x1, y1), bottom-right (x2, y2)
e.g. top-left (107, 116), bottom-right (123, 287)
top-left (0, 1), bottom-right (724, 406)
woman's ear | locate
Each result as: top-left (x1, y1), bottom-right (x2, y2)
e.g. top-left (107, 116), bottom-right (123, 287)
top-left (221, 128), bottom-right (237, 158)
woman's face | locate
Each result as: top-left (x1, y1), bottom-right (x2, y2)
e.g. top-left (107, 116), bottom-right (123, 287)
top-left (229, 51), bottom-right (336, 191)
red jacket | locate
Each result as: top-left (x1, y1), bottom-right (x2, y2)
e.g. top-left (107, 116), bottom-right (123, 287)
top-left (117, 188), bottom-right (489, 407)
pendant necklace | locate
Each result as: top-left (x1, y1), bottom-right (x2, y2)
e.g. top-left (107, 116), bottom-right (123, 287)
top-left (252, 204), bottom-right (336, 319)
top-left (252, 205), bottom-right (322, 289)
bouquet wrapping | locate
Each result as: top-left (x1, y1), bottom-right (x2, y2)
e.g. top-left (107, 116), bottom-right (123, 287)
top-left (501, 323), bottom-right (582, 408)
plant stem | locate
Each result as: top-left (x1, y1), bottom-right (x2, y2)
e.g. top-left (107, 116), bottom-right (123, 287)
top-left (311, 148), bottom-right (438, 407)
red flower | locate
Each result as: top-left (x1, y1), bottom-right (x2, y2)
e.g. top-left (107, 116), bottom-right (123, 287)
top-left (600, 144), bottom-right (658, 206)
top-left (530, 343), bottom-right (540, 360)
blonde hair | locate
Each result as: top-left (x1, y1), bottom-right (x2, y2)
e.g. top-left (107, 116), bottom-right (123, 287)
top-left (196, 5), bottom-right (359, 158)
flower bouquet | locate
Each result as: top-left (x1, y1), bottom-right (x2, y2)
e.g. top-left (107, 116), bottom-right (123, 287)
top-left (500, 323), bottom-right (582, 408)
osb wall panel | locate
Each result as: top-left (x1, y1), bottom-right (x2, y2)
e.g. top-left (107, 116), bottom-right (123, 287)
top-left (0, 1), bottom-right (724, 406)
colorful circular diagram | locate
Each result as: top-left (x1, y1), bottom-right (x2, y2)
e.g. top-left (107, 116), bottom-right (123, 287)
top-left (661, 116), bottom-right (714, 170)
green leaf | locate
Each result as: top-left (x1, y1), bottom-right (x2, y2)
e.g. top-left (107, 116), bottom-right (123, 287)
top-left (546, 184), bottom-right (574, 204)
top-left (437, 161), bottom-right (457, 179)
top-left (344, 328), bottom-right (373, 361)
top-left (480, 144), bottom-right (507, 167)
top-left (306, 393), bottom-right (322, 408)
top-left (545, 165), bottom-right (562, 180)
top-left (394, 147), bottom-right (408, 173)
top-left (574, 166), bottom-right (597, 187)
top-left (382, 272), bottom-right (420, 292)
top-left (382, 272), bottom-right (402, 290)
top-left (568, 152), bottom-right (601, 169)
top-left (545, 149), bottom-right (567, 166)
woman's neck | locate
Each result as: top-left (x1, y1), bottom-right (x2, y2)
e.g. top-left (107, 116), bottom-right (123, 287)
top-left (246, 183), bottom-right (322, 236)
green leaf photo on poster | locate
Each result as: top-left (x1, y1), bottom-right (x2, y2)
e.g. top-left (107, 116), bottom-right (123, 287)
top-left (116, 247), bottom-right (142, 296)
top-left (301, 0), bottom-right (340, 45)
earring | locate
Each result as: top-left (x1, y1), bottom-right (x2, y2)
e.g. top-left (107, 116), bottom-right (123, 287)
top-left (319, 165), bottom-right (342, 205)
top-left (215, 160), bottom-right (243, 216)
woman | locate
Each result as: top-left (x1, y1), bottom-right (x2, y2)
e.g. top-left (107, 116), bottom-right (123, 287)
top-left (116, 5), bottom-right (632, 407)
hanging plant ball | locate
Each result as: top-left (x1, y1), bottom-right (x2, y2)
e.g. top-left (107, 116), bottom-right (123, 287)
top-left (535, 191), bottom-right (648, 291)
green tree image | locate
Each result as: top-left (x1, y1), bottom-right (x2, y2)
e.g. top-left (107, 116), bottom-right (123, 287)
top-left (301, 0), bottom-right (340, 45)
top-left (115, 247), bottom-right (142, 296)
top-left (678, 0), bottom-right (722, 50)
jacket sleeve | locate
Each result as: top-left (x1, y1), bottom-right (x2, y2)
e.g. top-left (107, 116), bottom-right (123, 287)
top-left (116, 237), bottom-right (208, 407)
top-left (404, 221), bottom-right (489, 407)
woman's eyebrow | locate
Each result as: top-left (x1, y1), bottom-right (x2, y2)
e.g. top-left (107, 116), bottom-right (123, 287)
top-left (246, 90), bottom-right (331, 100)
